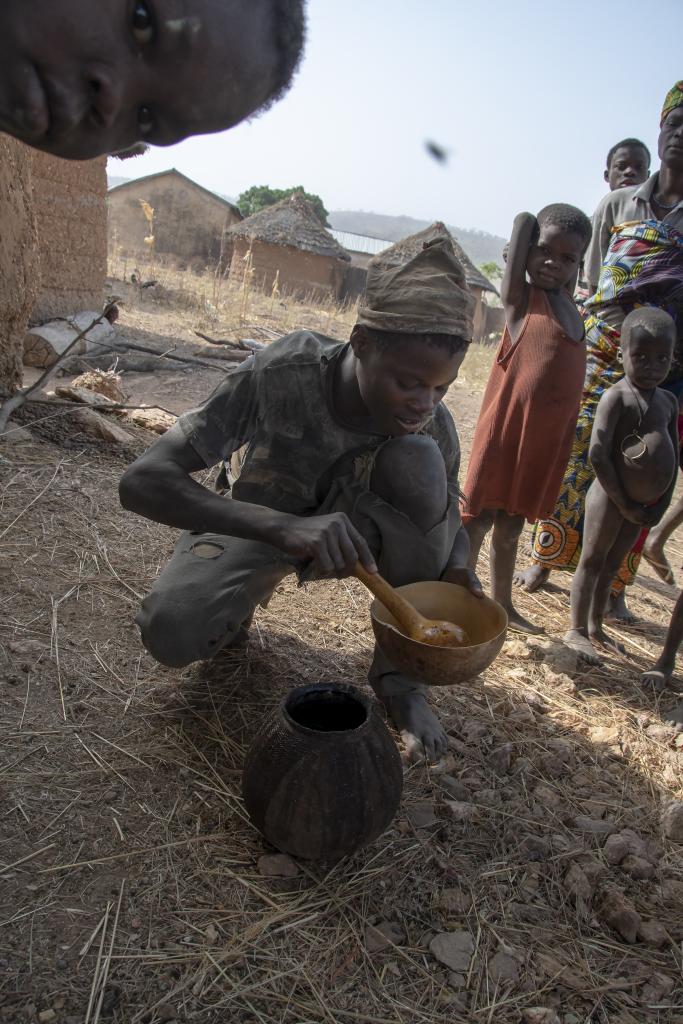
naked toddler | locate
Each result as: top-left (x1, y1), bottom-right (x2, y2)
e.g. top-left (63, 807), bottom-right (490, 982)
top-left (565, 308), bottom-right (679, 663)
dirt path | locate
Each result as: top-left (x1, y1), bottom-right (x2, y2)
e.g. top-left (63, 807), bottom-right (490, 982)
top-left (2, 321), bottom-right (682, 1022)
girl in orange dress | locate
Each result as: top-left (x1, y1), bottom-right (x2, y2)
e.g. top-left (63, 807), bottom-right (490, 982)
top-left (462, 205), bottom-right (591, 632)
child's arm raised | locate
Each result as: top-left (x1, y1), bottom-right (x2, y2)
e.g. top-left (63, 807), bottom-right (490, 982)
top-left (500, 212), bottom-right (536, 325)
top-left (590, 388), bottom-right (649, 525)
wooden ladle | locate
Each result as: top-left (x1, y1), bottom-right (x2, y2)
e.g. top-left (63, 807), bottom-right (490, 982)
top-left (354, 563), bottom-right (470, 648)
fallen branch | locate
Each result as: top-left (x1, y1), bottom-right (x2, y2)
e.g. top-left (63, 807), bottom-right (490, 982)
top-left (0, 306), bottom-right (116, 436)
top-left (93, 336), bottom-right (250, 371)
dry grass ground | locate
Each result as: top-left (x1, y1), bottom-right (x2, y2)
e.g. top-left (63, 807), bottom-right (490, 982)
top-left (1, 267), bottom-right (682, 1024)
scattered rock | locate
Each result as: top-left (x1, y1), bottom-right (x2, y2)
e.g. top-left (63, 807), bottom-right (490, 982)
top-left (0, 420), bottom-right (32, 442)
top-left (543, 643), bottom-right (578, 675)
top-left (645, 723), bottom-right (674, 744)
top-left (589, 725), bottom-right (621, 746)
top-left (438, 776), bottom-right (470, 802)
top-left (38, 1012), bottom-right (56, 1023)
top-left (257, 854), bottom-right (300, 878)
top-left (519, 836), bottom-right (551, 862)
top-left (365, 920), bottom-right (405, 953)
top-left (564, 862), bottom-right (593, 902)
top-left (508, 705), bottom-right (536, 726)
top-left (443, 800), bottom-right (476, 823)
top-left (488, 950), bottom-right (520, 985)
top-left (637, 918), bottom-right (670, 949)
top-left (503, 638), bottom-right (533, 659)
top-left (461, 719), bottom-right (490, 744)
top-left (448, 972), bottom-right (467, 988)
top-left (71, 407), bottom-right (134, 444)
top-left (156, 1006), bottom-right (176, 1023)
top-left (598, 889), bottom-right (641, 943)
top-left (620, 855), bottom-right (656, 881)
top-left (640, 972), bottom-right (675, 1006)
top-left (489, 743), bottom-right (514, 773)
top-left (603, 833), bottom-right (629, 865)
top-left (125, 407), bottom-right (177, 434)
top-left (540, 667), bottom-right (577, 693)
top-left (407, 801), bottom-right (439, 829)
top-left (522, 1009), bottom-right (561, 1024)
top-left (661, 801), bottom-right (683, 841)
top-left (523, 690), bottom-right (548, 713)
top-left (438, 888), bottom-right (472, 915)
top-left (429, 930), bottom-right (474, 972)
top-left (532, 784), bottom-right (561, 808)
top-left (572, 816), bottom-right (617, 837)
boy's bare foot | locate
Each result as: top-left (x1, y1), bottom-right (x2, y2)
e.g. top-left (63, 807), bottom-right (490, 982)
top-left (513, 563), bottom-right (550, 593)
top-left (590, 626), bottom-right (626, 656)
top-left (504, 604), bottom-right (544, 634)
top-left (642, 540), bottom-right (675, 585)
top-left (564, 628), bottom-right (601, 665)
top-left (381, 691), bottom-right (448, 763)
top-left (641, 660), bottom-right (675, 692)
top-left (604, 590), bottom-right (637, 625)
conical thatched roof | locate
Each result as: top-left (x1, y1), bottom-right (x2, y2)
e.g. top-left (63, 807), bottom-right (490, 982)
top-left (227, 193), bottom-right (350, 261)
top-left (375, 222), bottom-right (497, 293)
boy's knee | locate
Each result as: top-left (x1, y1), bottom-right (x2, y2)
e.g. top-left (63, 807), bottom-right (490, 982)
top-left (136, 592), bottom-right (240, 668)
top-left (372, 435), bottom-right (446, 509)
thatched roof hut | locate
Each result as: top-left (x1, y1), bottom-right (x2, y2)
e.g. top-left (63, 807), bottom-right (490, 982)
top-left (227, 193), bottom-right (350, 301)
top-left (374, 222), bottom-right (498, 342)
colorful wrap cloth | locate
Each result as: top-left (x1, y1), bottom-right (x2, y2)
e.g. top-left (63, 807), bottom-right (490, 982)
top-left (661, 81), bottom-right (683, 125)
top-left (530, 218), bottom-right (683, 593)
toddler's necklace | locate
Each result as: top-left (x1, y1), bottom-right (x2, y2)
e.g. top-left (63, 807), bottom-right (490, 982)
top-left (620, 379), bottom-right (655, 462)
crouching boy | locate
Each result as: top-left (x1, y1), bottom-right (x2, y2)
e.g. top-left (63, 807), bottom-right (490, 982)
top-left (119, 236), bottom-right (481, 761)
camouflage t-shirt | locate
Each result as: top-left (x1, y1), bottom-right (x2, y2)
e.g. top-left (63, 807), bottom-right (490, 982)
top-left (178, 330), bottom-right (461, 516)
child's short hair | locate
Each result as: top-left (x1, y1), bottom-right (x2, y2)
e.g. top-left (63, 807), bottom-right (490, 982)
top-left (259, 0), bottom-right (307, 112)
top-left (362, 326), bottom-right (470, 358)
top-left (605, 138), bottom-right (651, 170)
top-left (537, 203), bottom-right (592, 247)
top-left (621, 307), bottom-right (676, 346)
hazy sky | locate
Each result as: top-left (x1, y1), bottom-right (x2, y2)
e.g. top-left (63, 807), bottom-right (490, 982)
top-left (109, 0), bottom-right (682, 238)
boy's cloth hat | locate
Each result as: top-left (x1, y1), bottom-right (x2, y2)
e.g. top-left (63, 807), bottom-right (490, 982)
top-left (357, 235), bottom-right (475, 339)
top-left (661, 80), bottom-right (683, 126)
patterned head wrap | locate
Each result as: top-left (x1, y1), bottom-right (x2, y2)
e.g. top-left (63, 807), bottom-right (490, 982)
top-left (357, 236), bottom-right (475, 339)
top-left (661, 81), bottom-right (683, 126)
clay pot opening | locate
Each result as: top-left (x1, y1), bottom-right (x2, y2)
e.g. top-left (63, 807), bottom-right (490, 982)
top-left (286, 688), bottom-right (368, 733)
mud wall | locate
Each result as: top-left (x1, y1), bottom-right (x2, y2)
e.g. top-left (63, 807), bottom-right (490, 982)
top-left (0, 137), bottom-right (38, 396)
top-left (108, 175), bottom-right (241, 266)
top-left (229, 239), bottom-right (345, 301)
top-left (31, 152), bottom-right (108, 320)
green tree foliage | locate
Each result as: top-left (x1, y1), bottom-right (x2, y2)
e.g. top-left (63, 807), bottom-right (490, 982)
top-left (479, 261), bottom-right (503, 282)
top-left (237, 185), bottom-right (329, 225)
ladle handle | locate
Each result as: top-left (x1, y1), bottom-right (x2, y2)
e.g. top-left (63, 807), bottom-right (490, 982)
top-left (354, 562), bottom-right (424, 636)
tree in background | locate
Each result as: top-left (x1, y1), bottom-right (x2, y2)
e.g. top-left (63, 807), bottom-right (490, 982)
top-left (237, 185), bottom-right (329, 225)
top-left (480, 261), bottom-right (503, 283)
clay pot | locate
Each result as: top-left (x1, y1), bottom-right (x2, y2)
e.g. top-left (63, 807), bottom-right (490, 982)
top-left (242, 683), bottom-right (403, 860)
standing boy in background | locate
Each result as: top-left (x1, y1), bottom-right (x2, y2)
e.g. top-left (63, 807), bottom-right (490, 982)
top-left (565, 309), bottom-right (679, 664)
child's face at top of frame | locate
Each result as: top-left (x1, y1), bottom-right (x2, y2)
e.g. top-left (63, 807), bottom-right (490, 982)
top-left (0, 0), bottom-right (275, 160)
top-left (604, 145), bottom-right (650, 191)
top-left (525, 223), bottom-right (584, 291)
top-left (620, 325), bottom-right (675, 390)
top-left (351, 334), bottom-right (466, 438)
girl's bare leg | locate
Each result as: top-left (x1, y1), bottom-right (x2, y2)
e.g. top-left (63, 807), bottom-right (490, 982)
top-left (641, 589), bottom-right (683, 691)
top-left (491, 511), bottom-right (543, 633)
top-left (643, 490), bottom-right (683, 585)
top-left (464, 509), bottom-right (496, 572)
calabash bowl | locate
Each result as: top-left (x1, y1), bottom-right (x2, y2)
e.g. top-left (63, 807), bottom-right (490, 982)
top-left (370, 581), bottom-right (507, 686)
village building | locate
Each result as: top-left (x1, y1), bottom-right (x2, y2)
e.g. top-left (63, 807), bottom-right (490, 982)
top-left (107, 169), bottom-right (242, 269)
top-left (372, 222), bottom-right (498, 343)
top-left (226, 192), bottom-right (351, 301)
top-left (328, 229), bottom-right (392, 269)
top-left (0, 138), bottom-right (107, 395)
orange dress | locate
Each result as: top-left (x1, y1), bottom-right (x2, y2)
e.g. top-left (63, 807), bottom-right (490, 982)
top-left (462, 286), bottom-right (586, 523)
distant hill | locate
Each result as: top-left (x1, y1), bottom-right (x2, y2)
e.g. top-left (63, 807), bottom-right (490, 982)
top-left (328, 211), bottom-right (506, 267)
top-left (108, 175), bottom-right (130, 189)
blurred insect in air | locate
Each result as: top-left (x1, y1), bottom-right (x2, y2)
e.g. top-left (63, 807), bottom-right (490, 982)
top-left (425, 140), bottom-right (450, 164)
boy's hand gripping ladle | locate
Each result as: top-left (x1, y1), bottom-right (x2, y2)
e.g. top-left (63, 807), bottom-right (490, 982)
top-left (354, 563), bottom-right (470, 647)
